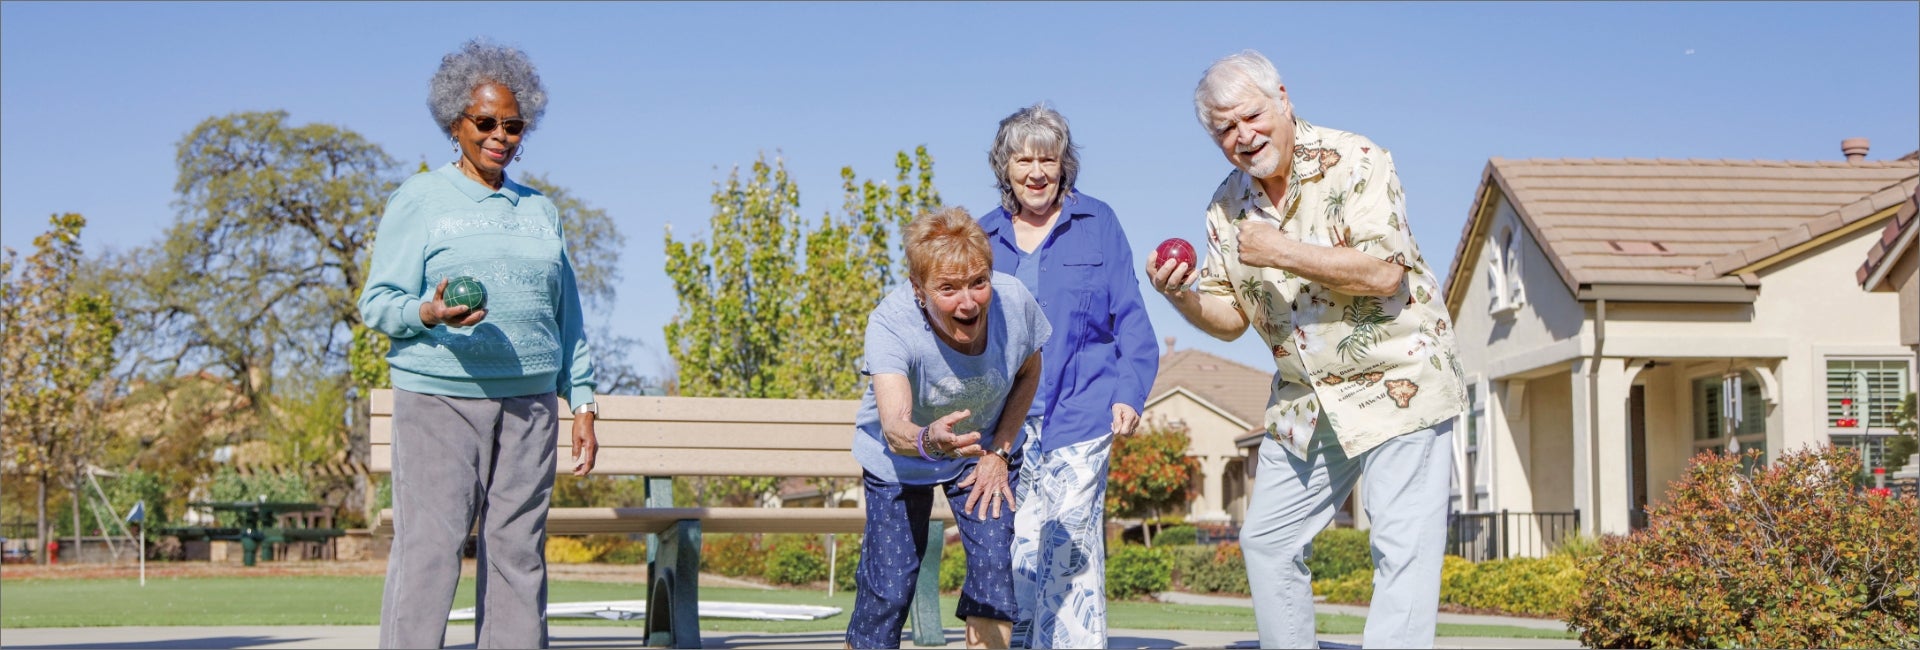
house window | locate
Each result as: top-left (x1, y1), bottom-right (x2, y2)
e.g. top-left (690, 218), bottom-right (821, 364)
top-left (1824, 359), bottom-right (1910, 432)
top-left (1693, 372), bottom-right (1766, 461)
top-left (1825, 358), bottom-right (1912, 478)
top-left (1487, 226), bottom-right (1524, 315)
top-left (1455, 379), bottom-right (1492, 512)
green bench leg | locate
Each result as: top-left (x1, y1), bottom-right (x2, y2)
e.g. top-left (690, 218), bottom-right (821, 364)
top-left (908, 519), bottom-right (947, 647)
top-left (645, 518), bottom-right (702, 648)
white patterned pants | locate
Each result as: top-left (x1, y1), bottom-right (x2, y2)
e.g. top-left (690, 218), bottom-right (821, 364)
top-left (1011, 418), bottom-right (1112, 649)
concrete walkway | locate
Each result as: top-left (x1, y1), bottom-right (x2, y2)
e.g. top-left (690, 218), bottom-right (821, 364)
top-left (0, 624), bottom-right (1582, 649)
top-left (2, 591), bottom-right (1580, 649)
top-left (1156, 591), bottom-right (1573, 631)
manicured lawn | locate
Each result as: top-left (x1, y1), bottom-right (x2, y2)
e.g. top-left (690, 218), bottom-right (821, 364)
top-left (0, 575), bottom-right (1571, 639)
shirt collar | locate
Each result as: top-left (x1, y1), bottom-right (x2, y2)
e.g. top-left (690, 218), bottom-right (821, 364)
top-left (437, 162), bottom-right (524, 205)
top-left (982, 192), bottom-right (1092, 245)
top-left (1242, 117), bottom-right (1320, 224)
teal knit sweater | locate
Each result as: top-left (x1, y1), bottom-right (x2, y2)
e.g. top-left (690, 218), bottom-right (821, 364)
top-left (357, 164), bottom-right (596, 408)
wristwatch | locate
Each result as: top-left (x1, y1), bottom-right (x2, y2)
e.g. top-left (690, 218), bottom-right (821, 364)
top-left (574, 402), bottom-right (598, 416)
top-left (993, 446), bottom-right (1014, 464)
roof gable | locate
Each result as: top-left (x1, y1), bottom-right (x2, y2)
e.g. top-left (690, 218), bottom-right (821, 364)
top-left (1446, 156), bottom-right (1918, 311)
top-left (1147, 348), bottom-right (1271, 427)
top-left (1858, 186), bottom-right (1920, 290)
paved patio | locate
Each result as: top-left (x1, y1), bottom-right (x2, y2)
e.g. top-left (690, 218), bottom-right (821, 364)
top-left (1, 624), bottom-right (1584, 649)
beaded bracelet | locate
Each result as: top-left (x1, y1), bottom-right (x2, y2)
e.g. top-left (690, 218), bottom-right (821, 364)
top-left (916, 426), bottom-right (937, 461)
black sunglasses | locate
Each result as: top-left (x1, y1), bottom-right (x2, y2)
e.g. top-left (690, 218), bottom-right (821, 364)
top-left (459, 113), bottom-right (527, 136)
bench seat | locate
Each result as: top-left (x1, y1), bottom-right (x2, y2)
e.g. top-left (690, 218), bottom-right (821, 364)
top-left (369, 389), bottom-right (954, 648)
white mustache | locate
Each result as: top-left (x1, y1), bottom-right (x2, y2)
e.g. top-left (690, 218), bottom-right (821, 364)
top-left (1237, 136), bottom-right (1271, 155)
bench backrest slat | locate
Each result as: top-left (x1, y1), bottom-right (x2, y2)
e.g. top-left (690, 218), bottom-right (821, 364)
top-left (368, 390), bottom-right (869, 478)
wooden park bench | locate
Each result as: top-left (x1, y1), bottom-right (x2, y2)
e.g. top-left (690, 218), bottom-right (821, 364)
top-left (369, 389), bottom-right (955, 648)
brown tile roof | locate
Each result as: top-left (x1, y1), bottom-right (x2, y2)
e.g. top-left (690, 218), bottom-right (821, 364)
top-left (1701, 175), bottom-right (1920, 279)
top-left (1858, 185), bottom-right (1920, 289)
top-left (1148, 348), bottom-right (1272, 428)
top-left (1446, 157), bottom-right (1918, 303)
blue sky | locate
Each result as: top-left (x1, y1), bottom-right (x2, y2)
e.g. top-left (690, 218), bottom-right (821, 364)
top-left (4, 2), bottom-right (1916, 379)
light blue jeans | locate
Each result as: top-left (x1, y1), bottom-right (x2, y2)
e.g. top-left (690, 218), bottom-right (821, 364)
top-left (1240, 417), bottom-right (1454, 649)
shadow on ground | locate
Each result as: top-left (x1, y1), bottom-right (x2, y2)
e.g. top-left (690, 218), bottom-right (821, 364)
top-left (6, 637), bottom-right (311, 650)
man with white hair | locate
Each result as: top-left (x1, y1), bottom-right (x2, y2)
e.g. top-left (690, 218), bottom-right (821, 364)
top-left (1145, 49), bottom-right (1467, 648)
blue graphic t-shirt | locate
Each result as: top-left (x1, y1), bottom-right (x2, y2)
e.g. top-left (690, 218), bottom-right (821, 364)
top-left (851, 272), bottom-right (1052, 484)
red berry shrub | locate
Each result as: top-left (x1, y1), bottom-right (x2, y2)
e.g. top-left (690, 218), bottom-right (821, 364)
top-left (1568, 447), bottom-right (1919, 649)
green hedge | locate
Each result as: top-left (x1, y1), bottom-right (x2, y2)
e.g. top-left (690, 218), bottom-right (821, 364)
top-left (834, 537), bottom-right (862, 592)
top-left (764, 538), bottom-right (829, 585)
top-left (1305, 527), bottom-right (1370, 582)
top-left (939, 542), bottom-right (968, 592)
top-left (1315, 552), bottom-right (1584, 618)
top-left (1153, 525), bottom-right (1198, 546)
top-left (1106, 545), bottom-right (1172, 599)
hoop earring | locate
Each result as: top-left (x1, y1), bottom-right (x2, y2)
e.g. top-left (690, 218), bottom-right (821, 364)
top-left (915, 296), bottom-right (926, 310)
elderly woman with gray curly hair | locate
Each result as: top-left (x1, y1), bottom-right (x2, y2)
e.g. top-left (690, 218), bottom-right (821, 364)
top-left (358, 38), bottom-right (598, 649)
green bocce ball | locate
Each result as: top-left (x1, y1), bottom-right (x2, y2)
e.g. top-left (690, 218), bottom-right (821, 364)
top-left (445, 276), bottom-right (487, 312)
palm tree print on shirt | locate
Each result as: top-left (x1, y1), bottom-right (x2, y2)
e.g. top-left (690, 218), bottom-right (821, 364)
top-left (1335, 296), bottom-right (1392, 362)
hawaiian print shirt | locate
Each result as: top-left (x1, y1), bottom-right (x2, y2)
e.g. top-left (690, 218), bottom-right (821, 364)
top-left (1196, 117), bottom-right (1467, 459)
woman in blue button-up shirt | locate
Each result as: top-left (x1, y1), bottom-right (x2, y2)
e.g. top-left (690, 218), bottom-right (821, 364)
top-left (978, 103), bottom-right (1159, 649)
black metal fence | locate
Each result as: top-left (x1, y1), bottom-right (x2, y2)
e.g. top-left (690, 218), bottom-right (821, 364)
top-left (1194, 523), bottom-right (1241, 546)
top-left (1446, 510), bottom-right (1581, 562)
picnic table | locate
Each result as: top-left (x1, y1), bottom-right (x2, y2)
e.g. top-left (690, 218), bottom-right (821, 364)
top-left (160, 502), bottom-right (345, 566)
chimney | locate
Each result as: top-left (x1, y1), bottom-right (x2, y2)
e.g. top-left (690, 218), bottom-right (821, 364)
top-left (1842, 137), bottom-right (1870, 163)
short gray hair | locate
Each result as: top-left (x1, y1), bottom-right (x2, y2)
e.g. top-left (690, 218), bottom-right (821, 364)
top-left (428, 38), bottom-right (548, 138)
top-left (988, 103), bottom-right (1080, 216)
top-left (1194, 49), bottom-right (1283, 130)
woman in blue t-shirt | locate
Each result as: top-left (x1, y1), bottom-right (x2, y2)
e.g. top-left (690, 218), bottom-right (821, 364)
top-left (847, 207), bottom-right (1051, 649)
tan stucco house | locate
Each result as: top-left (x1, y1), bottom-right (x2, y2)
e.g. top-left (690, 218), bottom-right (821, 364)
top-left (1443, 140), bottom-right (1918, 543)
top-left (1141, 345), bottom-right (1270, 524)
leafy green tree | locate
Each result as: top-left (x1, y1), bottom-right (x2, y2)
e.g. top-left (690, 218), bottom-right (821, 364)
top-left (664, 148), bottom-right (939, 504)
top-left (1, 213), bottom-right (122, 563)
top-left (1888, 392), bottom-right (1917, 473)
top-left (1107, 420), bottom-right (1199, 547)
top-left (114, 111), bottom-right (398, 402)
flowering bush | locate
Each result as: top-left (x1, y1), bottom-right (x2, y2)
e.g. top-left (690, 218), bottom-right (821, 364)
top-left (764, 536), bottom-right (828, 585)
top-left (1567, 447), bottom-right (1920, 649)
top-left (1171, 542), bottom-right (1249, 594)
top-left (701, 533), bottom-right (766, 577)
top-left (545, 535), bottom-right (598, 564)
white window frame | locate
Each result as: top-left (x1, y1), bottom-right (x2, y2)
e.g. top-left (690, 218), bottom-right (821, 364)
top-left (1487, 225), bottom-right (1525, 316)
top-left (1502, 226), bottom-right (1526, 309)
top-left (1454, 376), bottom-right (1492, 512)
top-left (1822, 357), bottom-right (1912, 435)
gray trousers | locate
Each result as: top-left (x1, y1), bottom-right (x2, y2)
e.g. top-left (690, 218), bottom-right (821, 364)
top-left (380, 389), bottom-right (558, 649)
top-left (1240, 417), bottom-right (1453, 649)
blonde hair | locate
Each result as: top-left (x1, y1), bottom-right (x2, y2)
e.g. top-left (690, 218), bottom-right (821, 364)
top-left (903, 207), bottom-right (992, 285)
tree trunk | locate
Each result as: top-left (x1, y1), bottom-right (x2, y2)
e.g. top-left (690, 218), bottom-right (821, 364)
top-left (71, 472), bottom-right (81, 564)
top-left (36, 473), bottom-right (47, 566)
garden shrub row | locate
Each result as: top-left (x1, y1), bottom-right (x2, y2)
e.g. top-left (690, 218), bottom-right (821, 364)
top-left (1312, 549), bottom-right (1586, 618)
